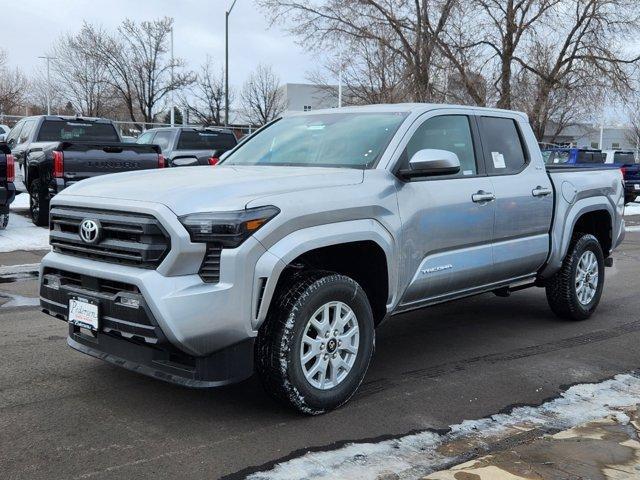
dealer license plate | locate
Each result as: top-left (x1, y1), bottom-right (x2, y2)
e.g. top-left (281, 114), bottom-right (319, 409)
top-left (68, 298), bottom-right (99, 331)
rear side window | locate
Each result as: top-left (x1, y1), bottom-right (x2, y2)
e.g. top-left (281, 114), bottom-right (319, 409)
top-left (177, 130), bottom-right (237, 151)
top-left (153, 131), bottom-right (174, 151)
top-left (37, 120), bottom-right (120, 142)
top-left (479, 117), bottom-right (527, 175)
top-left (136, 131), bottom-right (156, 144)
top-left (544, 151), bottom-right (570, 164)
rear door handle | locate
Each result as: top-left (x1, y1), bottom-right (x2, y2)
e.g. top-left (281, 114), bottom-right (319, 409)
top-left (472, 191), bottom-right (496, 203)
top-left (532, 186), bottom-right (552, 197)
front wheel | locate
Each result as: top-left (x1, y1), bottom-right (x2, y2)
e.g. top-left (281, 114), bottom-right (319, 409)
top-left (29, 179), bottom-right (50, 226)
top-left (545, 233), bottom-right (604, 321)
top-left (255, 271), bottom-right (375, 415)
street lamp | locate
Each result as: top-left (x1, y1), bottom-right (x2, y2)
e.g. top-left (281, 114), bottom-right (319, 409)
top-left (225, 0), bottom-right (238, 126)
top-left (38, 55), bottom-right (56, 115)
top-left (170, 24), bottom-right (175, 127)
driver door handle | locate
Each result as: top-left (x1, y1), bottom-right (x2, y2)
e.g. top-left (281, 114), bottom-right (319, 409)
top-left (472, 191), bottom-right (496, 203)
top-left (532, 186), bottom-right (552, 197)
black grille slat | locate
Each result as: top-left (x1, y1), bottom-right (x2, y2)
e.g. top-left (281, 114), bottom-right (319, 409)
top-left (199, 245), bottom-right (222, 283)
top-left (50, 207), bottom-right (170, 269)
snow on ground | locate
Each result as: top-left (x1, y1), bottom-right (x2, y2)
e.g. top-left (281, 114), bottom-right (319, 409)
top-left (248, 374), bottom-right (640, 480)
top-left (625, 202), bottom-right (640, 216)
top-left (0, 193), bottom-right (50, 253)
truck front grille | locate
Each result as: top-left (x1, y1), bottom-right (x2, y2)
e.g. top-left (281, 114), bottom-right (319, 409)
top-left (50, 207), bottom-right (170, 269)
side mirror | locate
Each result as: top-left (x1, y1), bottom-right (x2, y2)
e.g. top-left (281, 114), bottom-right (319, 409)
top-left (399, 149), bottom-right (461, 178)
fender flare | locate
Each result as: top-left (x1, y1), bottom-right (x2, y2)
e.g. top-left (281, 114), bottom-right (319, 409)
top-left (251, 219), bottom-right (397, 329)
top-left (540, 196), bottom-right (615, 279)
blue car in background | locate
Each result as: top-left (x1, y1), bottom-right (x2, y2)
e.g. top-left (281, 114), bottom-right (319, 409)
top-left (541, 147), bottom-right (605, 166)
top-left (542, 147), bottom-right (640, 203)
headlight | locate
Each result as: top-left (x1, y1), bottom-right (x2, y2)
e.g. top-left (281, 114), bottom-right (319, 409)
top-left (179, 206), bottom-right (280, 247)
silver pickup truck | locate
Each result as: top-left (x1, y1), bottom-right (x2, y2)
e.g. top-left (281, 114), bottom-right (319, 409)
top-left (39, 104), bottom-right (625, 414)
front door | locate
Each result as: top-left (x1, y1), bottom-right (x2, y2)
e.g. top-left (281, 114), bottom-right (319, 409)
top-left (395, 113), bottom-right (496, 307)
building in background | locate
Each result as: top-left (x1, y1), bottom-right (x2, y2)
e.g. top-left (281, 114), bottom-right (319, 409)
top-left (281, 83), bottom-right (339, 113)
top-left (542, 123), bottom-right (638, 150)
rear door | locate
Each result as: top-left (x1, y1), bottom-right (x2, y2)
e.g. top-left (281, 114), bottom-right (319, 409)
top-left (476, 114), bottom-right (553, 282)
top-left (395, 110), bottom-right (496, 306)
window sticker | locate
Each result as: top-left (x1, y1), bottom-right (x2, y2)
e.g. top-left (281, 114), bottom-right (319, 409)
top-left (491, 151), bottom-right (506, 169)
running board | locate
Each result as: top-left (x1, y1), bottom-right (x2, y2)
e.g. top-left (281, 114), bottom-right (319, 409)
top-left (493, 282), bottom-right (537, 297)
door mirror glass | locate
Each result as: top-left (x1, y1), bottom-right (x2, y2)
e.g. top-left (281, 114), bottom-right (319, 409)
top-left (401, 149), bottom-right (460, 178)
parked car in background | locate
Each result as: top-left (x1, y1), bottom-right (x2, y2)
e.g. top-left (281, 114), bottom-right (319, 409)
top-left (40, 104), bottom-right (625, 414)
top-left (136, 126), bottom-right (237, 166)
top-left (603, 149), bottom-right (640, 204)
top-left (0, 143), bottom-right (15, 229)
top-left (0, 124), bottom-right (11, 140)
top-left (5, 115), bottom-right (165, 225)
top-left (541, 147), bottom-right (605, 165)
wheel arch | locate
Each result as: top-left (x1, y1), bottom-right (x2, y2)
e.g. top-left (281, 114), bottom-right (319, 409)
top-left (252, 219), bottom-right (397, 330)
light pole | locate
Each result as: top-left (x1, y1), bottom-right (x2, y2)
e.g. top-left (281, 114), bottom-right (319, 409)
top-left (170, 24), bottom-right (175, 127)
top-left (38, 55), bottom-right (56, 115)
top-left (225, 0), bottom-right (238, 126)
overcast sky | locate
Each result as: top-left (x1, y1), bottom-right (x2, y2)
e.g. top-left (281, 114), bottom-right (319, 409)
top-left (2, 0), bottom-right (322, 89)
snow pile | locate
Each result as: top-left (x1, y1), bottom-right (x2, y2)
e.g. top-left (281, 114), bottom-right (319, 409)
top-left (0, 194), bottom-right (50, 252)
top-left (248, 374), bottom-right (640, 480)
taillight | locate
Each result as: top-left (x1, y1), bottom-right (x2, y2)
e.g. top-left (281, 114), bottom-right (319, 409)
top-left (6, 154), bottom-right (14, 183)
top-left (53, 151), bottom-right (64, 178)
top-left (208, 157), bottom-right (219, 166)
top-left (158, 154), bottom-right (166, 168)
top-left (621, 166), bottom-right (626, 177)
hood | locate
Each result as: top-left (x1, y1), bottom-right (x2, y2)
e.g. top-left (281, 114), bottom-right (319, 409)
top-left (59, 165), bottom-right (364, 216)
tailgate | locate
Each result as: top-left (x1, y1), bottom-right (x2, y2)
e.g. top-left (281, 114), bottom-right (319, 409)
top-left (60, 142), bottom-right (160, 182)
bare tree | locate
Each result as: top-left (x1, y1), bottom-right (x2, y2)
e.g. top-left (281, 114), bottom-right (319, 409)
top-left (0, 50), bottom-right (28, 115)
top-left (80, 17), bottom-right (194, 127)
top-left (514, 0), bottom-right (640, 139)
top-left (258, 0), bottom-right (458, 102)
top-left (182, 57), bottom-right (229, 125)
top-left (27, 67), bottom-right (68, 115)
top-left (240, 64), bottom-right (285, 126)
top-left (50, 29), bottom-right (117, 117)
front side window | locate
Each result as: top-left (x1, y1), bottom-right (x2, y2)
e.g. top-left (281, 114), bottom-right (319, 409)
top-left (223, 112), bottom-right (407, 168)
top-left (6, 121), bottom-right (24, 146)
top-left (479, 117), bottom-right (527, 175)
top-left (400, 115), bottom-right (477, 177)
top-left (18, 120), bottom-right (36, 144)
top-left (37, 120), bottom-right (120, 142)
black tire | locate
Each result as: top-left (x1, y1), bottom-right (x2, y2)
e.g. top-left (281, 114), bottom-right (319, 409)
top-left (0, 213), bottom-right (8, 230)
top-left (29, 179), bottom-right (49, 226)
top-left (545, 233), bottom-right (605, 321)
top-left (255, 271), bottom-right (375, 415)
top-left (625, 195), bottom-right (636, 205)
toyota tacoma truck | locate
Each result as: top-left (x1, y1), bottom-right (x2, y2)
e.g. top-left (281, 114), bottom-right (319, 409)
top-left (39, 104), bottom-right (625, 415)
top-left (5, 115), bottom-right (164, 225)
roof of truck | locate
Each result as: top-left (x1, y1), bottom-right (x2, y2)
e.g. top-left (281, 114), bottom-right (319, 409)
top-left (286, 103), bottom-right (529, 120)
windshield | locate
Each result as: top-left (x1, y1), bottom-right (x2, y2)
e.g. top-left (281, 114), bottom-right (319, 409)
top-left (177, 130), bottom-right (237, 150)
top-left (223, 112), bottom-right (407, 168)
top-left (614, 152), bottom-right (636, 164)
top-left (37, 120), bottom-right (120, 142)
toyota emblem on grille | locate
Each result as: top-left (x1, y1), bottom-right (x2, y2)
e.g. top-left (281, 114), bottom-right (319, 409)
top-left (79, 219), bottom-right (101, 244)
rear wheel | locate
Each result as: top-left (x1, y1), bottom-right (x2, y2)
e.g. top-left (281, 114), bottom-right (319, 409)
top-left (255, 271), bottom-right (375, 415)
top-left (545, 233), bottom-right (604, 321)
top-left (0, 213), bottom-right (8, 230)
top-left (29, 179), bottom-right (49, 226)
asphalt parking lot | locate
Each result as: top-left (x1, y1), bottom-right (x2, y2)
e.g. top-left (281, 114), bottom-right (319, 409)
top-left (1, 231), bottom-right (640, 479)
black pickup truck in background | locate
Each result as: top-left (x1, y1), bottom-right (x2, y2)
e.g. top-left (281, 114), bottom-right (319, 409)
top-left (5, 116), bottom-right (164, 225)
top-left (0, 143), bottom-right (16, 229)
top-left (136, 126), bottom-right (237, 166)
